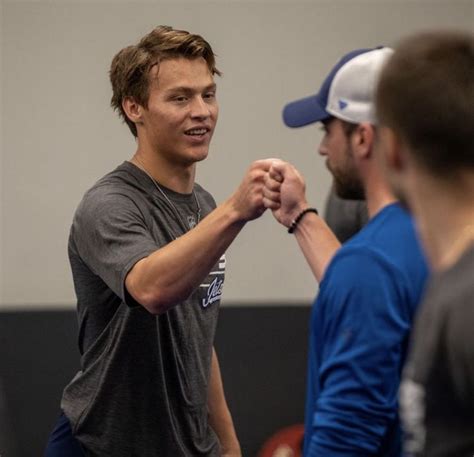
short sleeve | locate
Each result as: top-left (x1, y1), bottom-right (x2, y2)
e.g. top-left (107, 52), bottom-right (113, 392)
top-left (70, 188), bottom-right (159, 303)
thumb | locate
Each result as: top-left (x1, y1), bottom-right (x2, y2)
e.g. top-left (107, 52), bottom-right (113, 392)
top-left (269, 160), bottom-right (289, 181)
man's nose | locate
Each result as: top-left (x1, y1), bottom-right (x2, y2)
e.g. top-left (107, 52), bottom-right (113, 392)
top-left (190, 96), bottom-right (211, 119)
top-left (318, 141), bottom-right (327, 157)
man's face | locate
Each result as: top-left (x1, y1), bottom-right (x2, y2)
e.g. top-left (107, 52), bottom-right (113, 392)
top-left (318, 117), bottom-right (364, 199)
top-left (139, 57), bottom-right (218, 166)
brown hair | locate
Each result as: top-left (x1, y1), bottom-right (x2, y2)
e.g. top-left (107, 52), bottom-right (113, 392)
top-left (110, 25), bottom-right (221, 137)
top-left (376, 30), bottom-right (474, 176)
top-left (341, 120), bottom-right (359, 138)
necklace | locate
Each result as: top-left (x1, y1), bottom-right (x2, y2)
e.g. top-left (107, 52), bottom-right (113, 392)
top-left (133, 158), bottom-right (201, 231)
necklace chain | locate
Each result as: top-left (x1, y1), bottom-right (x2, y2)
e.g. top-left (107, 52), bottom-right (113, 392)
top-left (133, 158), bottom-right (201, 230)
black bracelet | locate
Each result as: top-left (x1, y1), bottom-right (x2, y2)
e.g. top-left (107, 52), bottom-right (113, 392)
top-left (288, 208), bottom-right (319, 234)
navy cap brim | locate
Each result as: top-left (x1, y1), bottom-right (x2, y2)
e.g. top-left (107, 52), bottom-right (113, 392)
top-left (282, 94), bottom-right (330, 128)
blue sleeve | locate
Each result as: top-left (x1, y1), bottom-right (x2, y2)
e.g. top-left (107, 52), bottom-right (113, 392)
top-left (306, 249), bottom-right (411, 456)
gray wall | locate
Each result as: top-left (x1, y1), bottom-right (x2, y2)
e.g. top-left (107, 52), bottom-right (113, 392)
top-left (1, 0), bottom-right (473, 309)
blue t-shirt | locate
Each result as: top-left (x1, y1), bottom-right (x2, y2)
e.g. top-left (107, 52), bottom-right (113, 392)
top-left (304, 203), bottom-right (428, 457)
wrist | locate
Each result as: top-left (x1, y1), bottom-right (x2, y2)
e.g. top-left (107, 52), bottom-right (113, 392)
top-left (280, 201), bottom-right (308, 228)
top-left (222, 197), bottom-right (247, 226)
top-left (288, 201), bottom-right (309, 225)
top-left (288, 207), bottom-right (319, 234)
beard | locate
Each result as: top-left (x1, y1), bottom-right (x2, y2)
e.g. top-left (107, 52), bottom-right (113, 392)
top-left (331, 167), bottom-right (365, 200)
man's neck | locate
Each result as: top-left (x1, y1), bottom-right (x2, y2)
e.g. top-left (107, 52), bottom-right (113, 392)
top-left (408, 171), bottom-right (474, 272)
top-left (363, 166), bottom-right (397, 219)
top-left (131, 150), bottom-right (196, 194)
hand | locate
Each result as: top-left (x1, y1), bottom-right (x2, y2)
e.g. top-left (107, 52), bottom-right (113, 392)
top-left (229, 159), bottom-right (276, 222)
top-left (263, 161), bottom-right (308, 227)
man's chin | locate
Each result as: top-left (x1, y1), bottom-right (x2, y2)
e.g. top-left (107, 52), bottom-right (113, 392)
top-left (193, 148), bottom-right (210, 163)
top-left (181, 147), bottom-right (209, 166)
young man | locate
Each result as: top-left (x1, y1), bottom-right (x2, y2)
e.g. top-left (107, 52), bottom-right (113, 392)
top-left (376, 30), bottom-right (474, 456)
top-left (45, 26), bottom-right (273, 457)
top-left (263, 48), bottom-right (428, 455)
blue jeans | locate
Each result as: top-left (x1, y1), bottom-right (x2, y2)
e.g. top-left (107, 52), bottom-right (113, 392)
top-left (44, 412), bottom-right (85, 457)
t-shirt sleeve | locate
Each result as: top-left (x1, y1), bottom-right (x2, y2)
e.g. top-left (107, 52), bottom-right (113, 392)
top-left (70, 188), bottom-right (159, 304)
top-left (306, 249), bottom-right (411, 456)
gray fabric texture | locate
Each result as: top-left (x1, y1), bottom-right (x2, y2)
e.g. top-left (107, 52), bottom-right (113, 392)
top-left (401, 245), bottom-right (474, 457)
top-left (61, 161), bottom-right (223, 456)
top-left (324, 186), bottom-right (368, 243)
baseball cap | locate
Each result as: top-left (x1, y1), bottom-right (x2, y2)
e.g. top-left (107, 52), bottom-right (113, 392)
top-left (283, 47), bottom-right (393, 127)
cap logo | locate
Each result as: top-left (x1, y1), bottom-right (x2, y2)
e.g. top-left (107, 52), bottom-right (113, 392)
top-left (338, 99), bottom-right (348, 110)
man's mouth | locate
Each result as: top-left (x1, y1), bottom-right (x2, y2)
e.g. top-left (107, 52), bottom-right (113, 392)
top-left (185, 128), bottom-right (210, 137)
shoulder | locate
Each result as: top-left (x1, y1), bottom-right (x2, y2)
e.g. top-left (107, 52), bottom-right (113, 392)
top-left (351, 203), bottom-right (417, 247)
top-left (322, 244), bottom-right (396, 292)
top-left (332, 204), bottom-right (428, 285)
top-left (77, 184), bottom-right (139, 219)
top-left (320, 245), bottom-right (407, 314)
top-left (73, 166), bottom-right (147, 228)
top-left (315, 245), bottom-right (416, 341)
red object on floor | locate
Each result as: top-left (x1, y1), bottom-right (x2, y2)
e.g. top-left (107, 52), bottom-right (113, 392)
top-left (256, 423), bottom-right (305, 457)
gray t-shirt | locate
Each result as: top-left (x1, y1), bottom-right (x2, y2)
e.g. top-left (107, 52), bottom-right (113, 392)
top-left (400, 245), bottom-right (474, 457)
top-left (324, 186), bottom-right (368, 243)
top-left (62, 161), bottom-right (224, 456)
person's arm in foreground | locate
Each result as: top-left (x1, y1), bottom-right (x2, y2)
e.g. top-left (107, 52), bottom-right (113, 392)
top-left (207, 347), bottom-right (241, 457)
top-left (126, 160), bottom-right (273, 314)
top-left (263, 161), bottom-right (340, 282)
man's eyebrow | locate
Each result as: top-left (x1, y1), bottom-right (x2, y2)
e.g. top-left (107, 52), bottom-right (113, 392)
top-left (166, 83), bottom-right (217, 94)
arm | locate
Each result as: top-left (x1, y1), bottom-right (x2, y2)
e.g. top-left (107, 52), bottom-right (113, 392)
top-left (307, 252), bottom-right (409, 455)
top-left (126, 159), bottom-right (273, 314)
top-left (292, 212), bottom-right (341, 283)
top-left (208, 347), bottom-right (241, 457)
top-left (263, 161), bottom-right (340, 282)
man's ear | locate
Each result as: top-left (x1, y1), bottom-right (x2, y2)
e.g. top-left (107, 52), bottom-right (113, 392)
top-left (352, 122), bottom-right (374, 160)
top-left (122, 96), bottom-right (143, 125)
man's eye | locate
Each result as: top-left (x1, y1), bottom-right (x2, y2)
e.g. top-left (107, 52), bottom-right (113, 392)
top-left (173, 96), bottom-right (188, 102)
top-left (204, 92), bottom-right (216, 99)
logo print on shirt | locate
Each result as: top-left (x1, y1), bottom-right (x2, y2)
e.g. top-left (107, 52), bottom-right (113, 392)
top-left (400, 378), bottom-right (426, 454)
top-left (200, 254), bottom-right (226, 308)
top-left (187, 215), bottom-right (197, 229)
top-left (202, 276), bottom-right (224, 308)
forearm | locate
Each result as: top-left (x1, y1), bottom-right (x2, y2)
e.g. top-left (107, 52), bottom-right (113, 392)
top-left (126, 159), bottom-right (272, 314)
top-left (126, 198), bottom-right (245, 313)
top-left (293, 213), bottom-right (341, 282)
top-left (208, 348), bottom-right (241, 456)
top-left (262, 161), bottom-right (341, 281)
